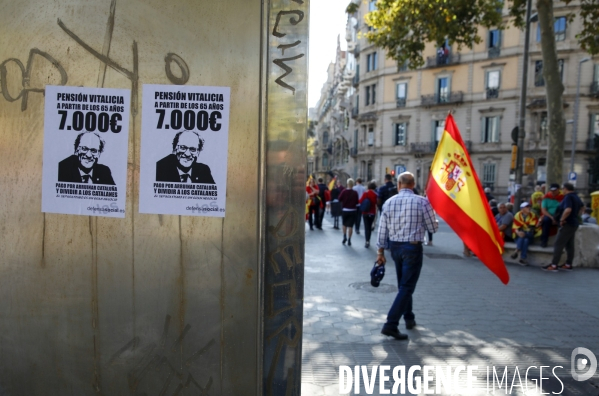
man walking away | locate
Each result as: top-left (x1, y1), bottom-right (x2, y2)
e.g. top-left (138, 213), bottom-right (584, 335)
top-left (542, 183), bottom-right (584, 272)
top-left (353, 178), bottom-right (366, 235)
top-left (376, 172), bottom-right (438, 340)
top-left (339, 179), bottom-right (359, 246)
top-left (359, 181), bottom-right (378, 248)
top-left (376, 174), bottom-right (398, 212)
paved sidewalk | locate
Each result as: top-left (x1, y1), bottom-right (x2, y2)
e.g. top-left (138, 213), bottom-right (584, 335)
top-left (301, 216), bottom-right (599, 395)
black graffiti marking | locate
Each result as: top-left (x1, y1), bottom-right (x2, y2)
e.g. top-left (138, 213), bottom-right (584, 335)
top-left (0, 59), bottom-right (25, 102)
top-left (185, 339), bottom-right (216, 366)
top-left (273, 54), bottom-right (304, 94)
top-left (272, 10), bottom-right (304, 38)
top-left (277, 40), bottom-right (301, 56)
top-left (164, 53), bottom-right (190, 85)
top-left (291, 0), bottom-right (304, 4)
top-left (0, 49), bottom-right (68, 111)
top-left (107, 315), bottom-right (215, 395)
top-left (57, 18), bottom-right (139, 116)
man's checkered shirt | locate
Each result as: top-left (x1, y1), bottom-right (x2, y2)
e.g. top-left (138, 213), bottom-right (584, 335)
top-left (376, 189), bottom-right (438, 248)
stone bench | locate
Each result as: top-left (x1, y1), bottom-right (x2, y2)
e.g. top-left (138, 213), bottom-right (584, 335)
top-left (501, 224), bottom-right (599, 268)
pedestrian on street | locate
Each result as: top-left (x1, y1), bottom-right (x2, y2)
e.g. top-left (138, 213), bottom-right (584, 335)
top-left (376, 172), bottom-right (438, 340)
top-left (542, 183), bottom-right (584, 272)
top-left (353, 178), bottom-right (366, 235)
top-left (316, 177), bottom-right (328, 230)
top-left (376, 174), bottom-right (398, 213)
top-left (358, 181), bottom-right (377, 248)
top-left (330, 181), bottom-right (342, 229)
top-left (306, 178), bottom-right (320, 231)
top-left (339, 178), bottom-right (359, 246)
top-left (510, 202), bottom-right (540, 266)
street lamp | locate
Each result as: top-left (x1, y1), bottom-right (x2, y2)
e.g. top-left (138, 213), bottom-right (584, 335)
top-left (514, 0), bottom-right (534, 207)
top-left (570, 57), bottom-right (591, 176)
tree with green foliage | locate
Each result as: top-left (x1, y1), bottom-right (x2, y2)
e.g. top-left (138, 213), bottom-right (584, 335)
top-left (362, 0), bottom-right (599, 188)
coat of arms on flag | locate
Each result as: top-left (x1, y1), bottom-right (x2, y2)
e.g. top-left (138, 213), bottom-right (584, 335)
top-left (438, 152), bottom-right (472, 198)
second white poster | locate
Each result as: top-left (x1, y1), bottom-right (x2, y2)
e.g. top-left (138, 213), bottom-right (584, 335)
top-left (139, 84), bottom-right (230, 217)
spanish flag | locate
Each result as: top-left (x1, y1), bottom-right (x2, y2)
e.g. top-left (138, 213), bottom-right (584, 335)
top-left (328, 176), bottom-right (336, 191)
top-left (426, 115), bottom-right (509, 284)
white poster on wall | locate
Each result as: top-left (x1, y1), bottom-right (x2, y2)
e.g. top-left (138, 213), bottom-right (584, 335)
top-left (41, 85), bottom-right (131, 217)
top-left (139, 84), bottom-right (230, 217)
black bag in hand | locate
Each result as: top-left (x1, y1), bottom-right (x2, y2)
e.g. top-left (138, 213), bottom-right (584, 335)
top-left (370, 262), bottom-right (385, 287)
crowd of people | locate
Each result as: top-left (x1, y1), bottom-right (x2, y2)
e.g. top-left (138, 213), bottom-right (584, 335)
top-left (308, 174), bottom-right (597, 272)
top-left (306, 174), bottom-right (414, 249)
top-left (481, 182), bottom-right (596, 271)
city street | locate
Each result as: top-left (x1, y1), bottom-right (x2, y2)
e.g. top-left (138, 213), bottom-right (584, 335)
top-left (301, 216), bottom-right (599, 395)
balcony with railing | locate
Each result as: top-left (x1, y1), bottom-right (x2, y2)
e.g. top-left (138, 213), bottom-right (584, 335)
top-left (351, 106), bottom-right (359, 118)
top-left (396, 97), bottom-right (406, 108)
top-left (588, 137), bottom-right (598, 150)
top-left (410, 142), bottom-right (436, 154)
top-left (350, 147), bottom-right (358, 157)
top-left (421, 91), bottom-right (464, 107)
top-left (488, 47), bottom-right (501, 58)
top-left (425, 53), bottom-right (460, 68)
top-left (486, 88), bottom-right (499, 99)
top-left (352, 73), bottom-right (359, 87)
top-left (410, 140), bottom-right (472, 154)
top-left (591, 81), bottom-right (599, 98)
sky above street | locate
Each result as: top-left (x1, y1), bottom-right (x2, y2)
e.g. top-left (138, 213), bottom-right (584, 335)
top-left (308, 0), bottom-right (350, 109)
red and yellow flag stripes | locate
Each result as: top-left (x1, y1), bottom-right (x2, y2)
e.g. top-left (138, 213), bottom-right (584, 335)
top-left (426, 115), bottom-right (509, 284)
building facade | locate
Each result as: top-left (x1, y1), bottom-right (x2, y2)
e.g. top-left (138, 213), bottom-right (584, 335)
top-left (341, 0), bottom-right (598, 198)
top-left (311, 36), bottom-right (356, 183)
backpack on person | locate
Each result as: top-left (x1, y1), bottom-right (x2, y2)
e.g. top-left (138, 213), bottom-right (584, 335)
top-left (359, 197), bottom-right (371, 212)
top-left (377, 184), bottom-right (397, 210)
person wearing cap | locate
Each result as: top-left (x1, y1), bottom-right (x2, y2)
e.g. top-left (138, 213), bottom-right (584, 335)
top-left (539, 183), bottom-right (565, 247)
top-left (542, 183), bottom-right (584, 272)
top-left (510, 202), bottom-right (541, 265)
top-left (376, 172), bottom-right (438, 340)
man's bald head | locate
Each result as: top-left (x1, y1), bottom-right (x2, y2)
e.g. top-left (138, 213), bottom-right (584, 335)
top-left (398, 172), bottom-right (415, 188)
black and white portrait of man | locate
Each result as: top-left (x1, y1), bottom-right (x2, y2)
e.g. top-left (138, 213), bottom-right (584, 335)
top-left (155, 130), bottom-right (215, 184)
top-left (58, 132), bottom-right (115, 185)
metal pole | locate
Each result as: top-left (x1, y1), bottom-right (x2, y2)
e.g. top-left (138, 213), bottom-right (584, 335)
top-left (571, 58), bottom-right (590, 174)
top-left (515, 0), bottom-right (533, 207)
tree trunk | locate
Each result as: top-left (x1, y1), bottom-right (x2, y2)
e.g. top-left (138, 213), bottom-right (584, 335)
top-left (537, 0), bottom-right (566, 187)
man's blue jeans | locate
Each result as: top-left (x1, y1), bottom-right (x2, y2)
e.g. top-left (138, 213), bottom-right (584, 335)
top-left (516, 231), bottom-right (535, 259)
top-left (383, 242), bottom-right (423, 330)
